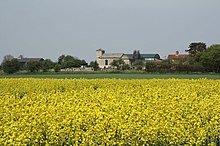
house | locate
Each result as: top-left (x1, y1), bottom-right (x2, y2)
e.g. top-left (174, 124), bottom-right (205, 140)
top-left (96, 49), bottom-right (161, 68)
top-left (17, 57), bottom-right (44, 69)
top-left (167, 51), bottom-right (190, 63)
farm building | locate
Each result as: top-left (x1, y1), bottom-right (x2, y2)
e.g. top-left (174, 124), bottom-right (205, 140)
top-left (17, 57), bottom-right (44, 69)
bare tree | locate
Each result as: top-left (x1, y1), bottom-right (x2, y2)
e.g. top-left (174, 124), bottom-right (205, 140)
top-left (2, 55), bottom-right (14, 63)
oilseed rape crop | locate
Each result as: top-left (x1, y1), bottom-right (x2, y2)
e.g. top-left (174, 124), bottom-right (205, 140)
top-left (0, 78), bottom-right (219, 145)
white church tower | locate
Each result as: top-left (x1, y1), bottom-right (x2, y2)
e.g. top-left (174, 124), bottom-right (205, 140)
top-left (96, 48), bottom-right (105, 60)
top-left (96, 49), bottom-right (105, 68)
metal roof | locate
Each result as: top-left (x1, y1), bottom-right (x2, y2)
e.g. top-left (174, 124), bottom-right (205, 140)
top-left (141, 54), bottom-right (160, 59)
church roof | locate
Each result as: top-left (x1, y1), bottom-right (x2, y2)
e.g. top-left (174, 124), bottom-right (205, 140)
top-left (124, 54), bottom-right (160, 59)
top-left (100, 53), bottom-right (124, 59)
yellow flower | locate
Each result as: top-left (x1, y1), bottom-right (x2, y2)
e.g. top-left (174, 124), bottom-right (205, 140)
top-left (0, 78), bottom-right (219, 145)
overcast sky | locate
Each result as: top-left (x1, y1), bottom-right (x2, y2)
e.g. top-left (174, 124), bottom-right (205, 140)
top-left (0, 0), bottom-right (219, 62)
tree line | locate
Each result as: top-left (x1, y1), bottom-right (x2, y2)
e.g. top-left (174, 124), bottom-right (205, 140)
top-left (0, 55), bottom-right (96, 74)
top-left (109, 43), bottom-right (220, 73)
top-left (1, 43), bottom-right (220, 74)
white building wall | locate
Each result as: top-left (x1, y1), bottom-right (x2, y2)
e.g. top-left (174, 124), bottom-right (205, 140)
top-left (97, 59), bottom-right (115, 68)
top-left (96, 49), bottom-right (132, 69)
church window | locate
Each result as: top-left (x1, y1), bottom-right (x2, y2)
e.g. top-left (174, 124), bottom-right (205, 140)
top-left (105, 60), bottom-right (108, 65)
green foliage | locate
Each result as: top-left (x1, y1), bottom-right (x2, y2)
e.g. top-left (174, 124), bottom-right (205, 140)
top-left (58, 55), bottom-right (65, 64)
top-left (63, 55), bottom-right (74, 62)
top-left (144, 62), bottom-right (204, 73)
top-left (145, 62), bottom-right (157, 71)
top-left (122, 64), bottom-right (130, 70)
top-left (185, 52), bottom-right (203, 65)
top-left (110, 59), bottom-right (125, 70)
top-left (2, 55), bottom-right (14, 63)
top-left (185, 42), bottom-right (206, 56)
top-left (81, 60), bottom-right (88, 66)
top-left (162, 59), bottom-right (172, 64)
top-left (1, 59), bottom-right (20, 74)
top-left (183, 42), bottom-right (220, 73)
top-left (0, 73), bottom-right (220, 79)
top-left (62, 55), bottom-right (87, 68)
top-left (41, 59), bottom-right (54, 72)
top-left (132, 60), bottom-right (144, 70)
top-left (199, 44), bottom-right (220, 73)
top-left (54, 64), bottom-right (62, 72)
top-left (89, 61), bottom-right (99, 71)
top-left (27, 61), bottom-right (41, 72)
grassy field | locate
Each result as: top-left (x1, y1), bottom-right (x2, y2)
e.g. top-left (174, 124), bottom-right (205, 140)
top-left (0, 73), bottom-right (220, 79)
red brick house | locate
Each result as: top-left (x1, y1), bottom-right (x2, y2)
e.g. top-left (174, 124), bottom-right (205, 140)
top-left (168, 51), bottom-right (190, 64)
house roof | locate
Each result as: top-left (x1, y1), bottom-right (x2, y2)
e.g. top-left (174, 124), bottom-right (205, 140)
top-left (100, 53), bottom-right (124, 59)
top-left (17, 58), bottom-right (44, 63)
top-left (168, 54), bottom-right (190, 59)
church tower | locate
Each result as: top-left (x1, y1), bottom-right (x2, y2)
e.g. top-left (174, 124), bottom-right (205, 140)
top-left (96, 48), bottom-right (105, 60)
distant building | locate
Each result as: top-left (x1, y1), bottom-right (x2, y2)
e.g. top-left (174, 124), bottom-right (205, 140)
top-left (168, 51), bottom-right (190, 63)
top-left (17, 57), bottom-right (44, 68)
top-left (96, 49), bottom-right (161, 68)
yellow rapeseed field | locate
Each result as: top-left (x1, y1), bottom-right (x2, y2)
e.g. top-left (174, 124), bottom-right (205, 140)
top-left (0, 78), bottom-right (219, 145)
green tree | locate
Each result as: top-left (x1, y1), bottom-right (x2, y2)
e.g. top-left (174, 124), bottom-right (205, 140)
top-left (2, 54), bottom-right (14, 63)
top-left (145, 62), bottom-right (156, 72)
top-left (185, 42), bottom-right (206, 56)
top-left (54, 64), bottom-right (62, 72)
top-left (162, 59), bottom-right (172, 64)
top-left (58, 55), bottom-right (65, 64)
top-left (110, 59), bottom-right (125, 70)
top-left (62, 55), bottom-right (86, 68)
top-left (1, 59), bottom-right (20, 74)
top-left (81, 59), bottom-right (88, 66)
top-left (122, 64), bottom-right (130, 70)
top-left (41, 59), bottom-right (54, 72)
top-left (27, 61), bottom-right (41, 72)
top-left (89, 61), bottom-right (99, 71)
top-left (199, 44), bottom-right (220, 72)
top-left (132, 59), bottom-right (144, 70)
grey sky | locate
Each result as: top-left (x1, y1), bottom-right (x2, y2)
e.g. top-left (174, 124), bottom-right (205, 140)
top-left (0, 0), bottom-right (219, 62)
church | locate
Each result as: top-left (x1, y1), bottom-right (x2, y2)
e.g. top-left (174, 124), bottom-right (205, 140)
top-left (96, 48), bottom-right (161, 68)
